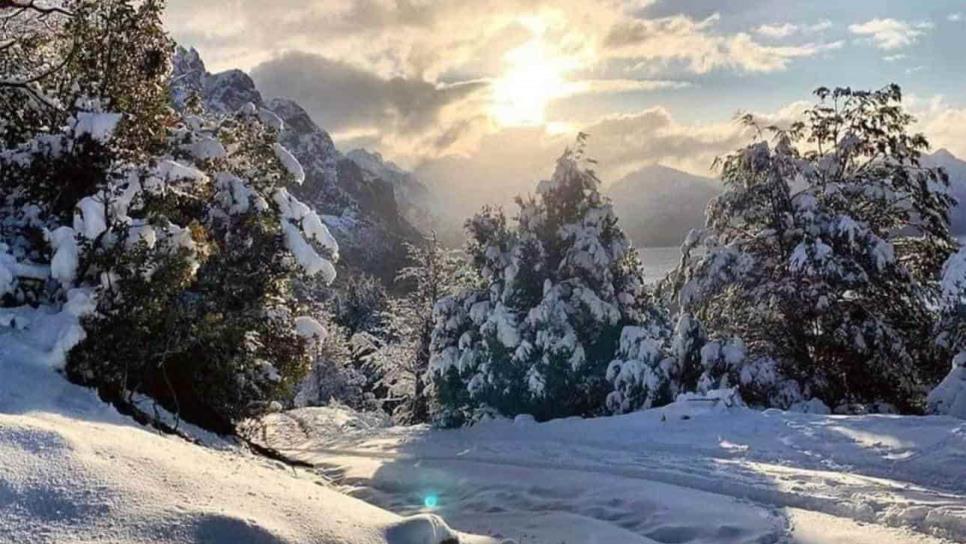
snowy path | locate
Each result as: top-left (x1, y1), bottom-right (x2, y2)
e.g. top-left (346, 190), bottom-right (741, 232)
top-left (260, 404), bottom-right (966, 544)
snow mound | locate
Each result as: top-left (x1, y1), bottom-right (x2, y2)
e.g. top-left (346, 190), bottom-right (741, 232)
top-left (385, 514), bottom-right (460, 544)
top-left (0, 305), bottom-right (502, 544)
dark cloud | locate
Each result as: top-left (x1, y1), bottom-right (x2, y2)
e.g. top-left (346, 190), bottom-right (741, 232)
top-left (250, 51), bottom-right (487, 135)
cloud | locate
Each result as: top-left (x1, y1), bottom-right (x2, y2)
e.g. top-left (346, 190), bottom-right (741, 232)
top-left (414, 102), bottom-right (785, 218)
top-left (949, 13), bottom-right (964, 23)
top-left (848, 18), bottom-right (932, 50)
top-left (603, 14), bottom-right (842, 74)
top-left (755, 20), bottom-right (832, 38)
top-left (250, 51), bottom-right (488, 156)
top-left (910, 96), bottom-right (966, 159)
top-left (568, 78), bottom-right (692, 94)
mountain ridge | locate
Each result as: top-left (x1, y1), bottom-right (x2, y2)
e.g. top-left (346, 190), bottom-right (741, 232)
top-left (171, 47), bottom-right (425, 282)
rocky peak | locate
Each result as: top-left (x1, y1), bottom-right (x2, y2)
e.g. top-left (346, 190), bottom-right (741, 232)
top-left (170, 48), bottom-right (428, 281)
top-left (171, 46), bottom-right (262, 113)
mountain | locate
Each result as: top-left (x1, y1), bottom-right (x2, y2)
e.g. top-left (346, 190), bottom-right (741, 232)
top-left (171, 47), bottom-right (423, 282)
top-left (346, 148), bottom-right (437, 235)
top-left (924, 149), bottom-right (966, 235)
top-left (606, 164), bottom-right (720, 248)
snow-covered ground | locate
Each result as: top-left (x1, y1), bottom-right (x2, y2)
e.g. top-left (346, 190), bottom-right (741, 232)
top-left (0, 304), bottom-right (499, 544)
top-left (1, 303), bottom-right (964, 544)
top-left (260, 401), bottom-right (966, 544)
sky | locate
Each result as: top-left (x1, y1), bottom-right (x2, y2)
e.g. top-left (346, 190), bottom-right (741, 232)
top-left (165, 0), bottom-right (966, 216)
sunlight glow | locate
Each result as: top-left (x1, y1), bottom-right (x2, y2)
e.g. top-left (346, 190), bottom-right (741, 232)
top-left (491, 18), bottom-right (576, 128)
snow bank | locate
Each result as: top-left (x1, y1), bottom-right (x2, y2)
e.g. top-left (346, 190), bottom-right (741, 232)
top-left (0, 305), bottom-right (503, 544)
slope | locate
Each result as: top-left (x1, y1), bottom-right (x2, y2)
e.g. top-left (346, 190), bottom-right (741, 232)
top-left (0, 302), bottom-right (500, 544)
top-left (606, 164), bottom-right (720, 248)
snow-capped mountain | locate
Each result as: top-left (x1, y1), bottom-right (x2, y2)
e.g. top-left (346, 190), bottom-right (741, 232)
top-left (924, 148), bottom-right (966, 234)
top-left (171, 47), bottom-right (424, 281)
top-left (606, 164), bottom-right (720, 247)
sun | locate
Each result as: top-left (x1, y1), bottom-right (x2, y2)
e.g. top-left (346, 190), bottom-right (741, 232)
top-left (491, 21), bottom-right (574, 128)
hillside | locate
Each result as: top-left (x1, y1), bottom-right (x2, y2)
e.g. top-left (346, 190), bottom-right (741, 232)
top-left (606, 164), bottom-right (720, 247)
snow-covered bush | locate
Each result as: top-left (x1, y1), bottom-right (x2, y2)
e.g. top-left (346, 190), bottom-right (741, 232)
top-left (672, 86), bottom-right (956, 412)
top-left (929, 249), bottom-right (966, 419)
top-left (0, 1), bottom-right (339, 433)
top-left (430, 138), bottom-right (668, 425)
top-left (927, 353), bottom-right (966, 419)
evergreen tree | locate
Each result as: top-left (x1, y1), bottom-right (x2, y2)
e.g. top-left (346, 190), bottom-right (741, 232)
top-left (671, 85), bottom-right (956, 412)
top-left (0, 0), bottom-right (340, 433)
top-left (430, 138), bottom-right (666, 425)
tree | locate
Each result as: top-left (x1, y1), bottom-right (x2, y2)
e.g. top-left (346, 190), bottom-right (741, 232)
top-left (332, 272), bottom-right (389, 336)
top-left (387, 235), bottom-right (465, 423)
top-left (0, 0), bottom-right (340, 433)
top-left (430, 138), bottom-right (666, 425)
top-left (671, 85), bottom-right (956, 412)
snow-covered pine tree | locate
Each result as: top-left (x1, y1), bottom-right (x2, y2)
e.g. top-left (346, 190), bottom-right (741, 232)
top-left (672, 85), bottom-right (956, 412)
top-left (430, 137), bottom-right (667, 425)
top-left (0, 0), bottom-right (339, 433)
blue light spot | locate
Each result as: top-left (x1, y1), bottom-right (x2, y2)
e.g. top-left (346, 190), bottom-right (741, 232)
top-left (423, 494), bottom-right (439, 508)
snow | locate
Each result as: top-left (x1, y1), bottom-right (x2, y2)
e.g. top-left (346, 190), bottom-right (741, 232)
top-left (260, 401), bottom-right (966, 544)
top-left (941, 247), bottom-right (966, 304)
top-left (184, 135), bottom-right (227, 160)
top-left (73, 196), bottom-right (107, 240)
top-left (258, 107), bottom-right (284, 131)
top-left (0, 304), bottom-right (502, 544)
top-left (282, 221), bottom-right (337, 283)
top-left (274, 188), bottom-right (339, 282)
top-left (928, 352), bottom-right (966, 419)
top-left (274, 142), bottom-right (305, 185)
top-left (73, 112), bottom-right (122, 143)
top-left (47, 227), bottom-right (79, 287)
top-left (295, 315), bottom-right (328, 344)
top-left (155, 159), bottom-right (207, 183)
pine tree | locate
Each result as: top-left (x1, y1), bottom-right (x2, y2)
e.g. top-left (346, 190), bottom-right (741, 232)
top-left (672, 85), bottom-right (956, 412)
top-left (430, 138), bottom-right (666, 424)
